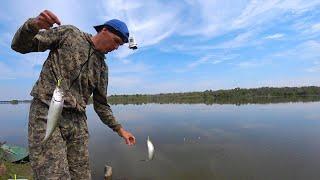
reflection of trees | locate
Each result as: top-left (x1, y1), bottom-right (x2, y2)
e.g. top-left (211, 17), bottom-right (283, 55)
top-left (0, 100), bottom-right (30, 105)
top-left (10, 100), bottom-right (18, 104)
top-left (96, 86), bottom-right (320, 105)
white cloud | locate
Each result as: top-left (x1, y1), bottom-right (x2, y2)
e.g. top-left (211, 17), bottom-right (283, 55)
top-left (232, 0), bottom-right (280, 29)
top-left (112, 46), bottom-right (135, 59)
top-left (306, 66), bottom-right (320, 73)
top-left (306, 60), bottom-right (320, 72)
top-left (2, 0), bottom-right (94, 32)
top-left (180, 0), bottom-right (247, 37)
top-left (274, 40), bottom-right (320, 60)
top-left (4, 0), bottom-right (320, 59)
top-left (111, 62), bottom-right (151, 74)
top-left (312, 23), bottom-right (320, 31)
top-left (180, 0), bottom-right (320, 38)
top-left (234, 61), bottom-right (266, 68)
top-left (187, 54), bottom-right (229, 68)
top-left (232, 0), bottom-right (320, 29)
top-left (214, 30), bottom-right (258, 49)
top-left (100, 0), bottom-right (182, 58)
top-left (187, 55), bottom-right (214, 68)
top-left (169, 30), bottom-right (259, 54)
top-left (278, 0), bottom-right (320, 13)
top-left (264, 33), bottom-right (285, 40)
top-left (293, 20), bottom-right (320, 39)
top-left (175, 53), bottom-right (238, 73)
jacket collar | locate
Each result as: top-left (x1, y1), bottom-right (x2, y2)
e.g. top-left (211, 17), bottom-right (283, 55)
top-left (83, 32), bottom-right (106, 59)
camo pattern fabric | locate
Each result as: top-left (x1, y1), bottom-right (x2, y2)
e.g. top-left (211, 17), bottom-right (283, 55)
top-left (28, 98), bottom-right (91, 180)
top-left (11, 18), bottom-right (122, 132)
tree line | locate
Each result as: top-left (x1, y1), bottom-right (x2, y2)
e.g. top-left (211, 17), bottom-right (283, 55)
top-left (4, 86), bottom-right (320, 105)
top-left (93, 86), bottom-right (320, 105)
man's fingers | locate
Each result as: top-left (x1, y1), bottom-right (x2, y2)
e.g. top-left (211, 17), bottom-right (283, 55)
top-left (37, 20), bottom-right (50, 30)
top-left (41, 11), bottom-right (55, 25)
top-left (45, 10), bottom-right (61, 25)
top-left (125, 136), bottom-right (135, 146)
top-left (129, 136), bottom-right (136, 145)
top-left (38, 16), bottom-right (51, 29)
top-left (125, 138), bottom-right (130, 145)
top-left (33, 10), bottom-right (61, 30)
top-left (38, 14), bottom-right (52, 29)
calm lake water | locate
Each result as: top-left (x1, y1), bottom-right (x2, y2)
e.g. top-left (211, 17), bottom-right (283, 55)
top-left (1, 102), bottom-right (320, 179)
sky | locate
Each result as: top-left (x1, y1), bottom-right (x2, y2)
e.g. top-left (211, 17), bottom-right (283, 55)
top-left (0, 0), bottom-right (320, 100)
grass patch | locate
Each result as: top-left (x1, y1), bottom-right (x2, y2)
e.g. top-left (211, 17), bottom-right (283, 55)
top-left (1, 162), bottom-right (32, 180)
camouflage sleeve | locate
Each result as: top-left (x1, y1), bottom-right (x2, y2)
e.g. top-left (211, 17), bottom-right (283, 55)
top-left (11, 18), bottom-right (69, 54)
top-left (93, 65), bottom-right (122, 132)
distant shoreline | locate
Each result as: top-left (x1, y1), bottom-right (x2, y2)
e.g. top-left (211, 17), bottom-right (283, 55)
top-left (0, 100), bottom-right (31, 104)
top-left (2, 86), bottom-right (320, 105)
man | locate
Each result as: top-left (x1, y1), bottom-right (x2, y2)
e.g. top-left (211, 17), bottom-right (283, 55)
top-left (11, 10), bottom-right (136, 179)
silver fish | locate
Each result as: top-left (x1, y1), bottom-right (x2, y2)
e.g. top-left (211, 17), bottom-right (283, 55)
top-left (146, 136), bottom-right (155, 161)
top-left (42, 84), bottom-right (64, 144)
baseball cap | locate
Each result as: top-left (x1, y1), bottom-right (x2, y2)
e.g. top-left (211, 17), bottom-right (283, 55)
top-left (94, 19), bottom-right (129, 43)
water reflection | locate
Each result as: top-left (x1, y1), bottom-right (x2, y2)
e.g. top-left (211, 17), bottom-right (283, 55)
top-left (1, 102), bottom-right (320, 179)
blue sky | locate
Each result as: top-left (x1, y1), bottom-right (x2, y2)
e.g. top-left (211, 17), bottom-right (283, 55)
top-left (0, 0), bottom-right (320, 100)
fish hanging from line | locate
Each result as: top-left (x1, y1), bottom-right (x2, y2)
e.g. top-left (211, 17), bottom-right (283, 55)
top-left (146, 136), bottom-right (155, 161)
top-left (42, 79), bottom-right (64, 144)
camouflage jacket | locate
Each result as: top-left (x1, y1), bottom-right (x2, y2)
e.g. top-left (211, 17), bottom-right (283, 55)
top-left (11, 18), bottom-right (122, 132)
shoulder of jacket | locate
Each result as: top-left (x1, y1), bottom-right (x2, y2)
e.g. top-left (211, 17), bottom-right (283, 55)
top-left (52, 25), bottom-right (82, 35)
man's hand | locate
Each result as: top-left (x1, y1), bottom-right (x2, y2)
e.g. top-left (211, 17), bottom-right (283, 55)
top-left (32, 10), bottom-right (61, 30)
top-left (117, 128), bottom-right (136, 146)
